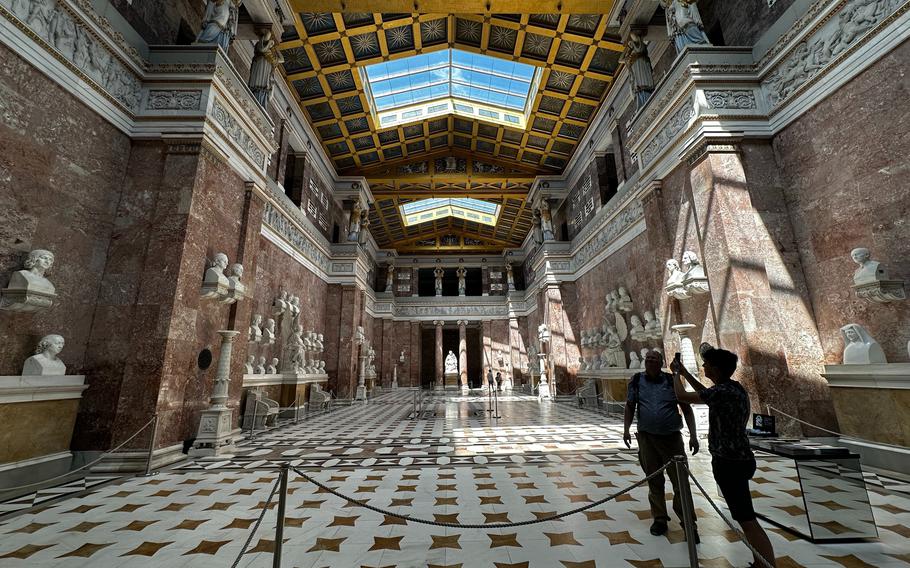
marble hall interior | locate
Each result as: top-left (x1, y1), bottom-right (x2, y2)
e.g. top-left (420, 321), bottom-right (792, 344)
top-left (2, 0), bottom-right (910, 566)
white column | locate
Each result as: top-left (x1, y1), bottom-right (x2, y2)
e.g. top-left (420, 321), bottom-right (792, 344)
top-left (190, 330), bottom-right (240, 456)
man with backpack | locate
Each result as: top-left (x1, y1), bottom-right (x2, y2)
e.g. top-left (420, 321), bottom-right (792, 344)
top-left (623, 350), bottom-right (700, 540)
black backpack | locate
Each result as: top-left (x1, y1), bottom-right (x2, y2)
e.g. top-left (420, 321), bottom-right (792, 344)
top-left (628, 371), bottom-right (673, 402)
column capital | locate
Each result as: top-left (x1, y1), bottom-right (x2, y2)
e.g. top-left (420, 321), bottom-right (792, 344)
top-left (456, 320), bottom-right (468, 327)
top-left (433, 320), bottom-right (445, 327)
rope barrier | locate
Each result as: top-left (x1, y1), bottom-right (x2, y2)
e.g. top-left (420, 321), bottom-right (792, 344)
top-left (1, 414), bottom-right (158, 493)
top-left (768, 405), bottom-right (909, 450)
top-left (683, 463), bottom-right (776, 568)
top-left (290, 462), bottom-right (671, 529)
top-left (229, 474), bottom-right (281, 568)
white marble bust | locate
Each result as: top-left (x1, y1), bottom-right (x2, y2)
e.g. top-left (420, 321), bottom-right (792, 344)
top-left (840, 323), bottom-right (887, 364)
top-left (630, 315), bottom-right (647, 341)
top-left (225, 263), bottom-right (246, 303)
top-left (267, 357), bottom-right (279, 374)
top-left (2, 248), bottom-right (58, 312)
top-left (264, 318), bottom-right (276, 344)
top-left (665, 259), bottom-right (689, 299)
top-left (851, 247), bottom-right (888, 286)
top-left (255, 356), bottom-right (267, 374)
top-left (681, 251), bottom-right (709, 295)
top-left (643, 310), bottom-right (663, 339)
top-left (249, 314), bottom-right (262, 343)
top-left (201, 253), bottom-right (229, 299)
top-left (244, 354), bottom-right (255, 375)
top-left (617, 287), bottom-right (634, 312)
top-left (628, 351), bottom-right (642, 369)
top-left (289, 295), bottom-right (301, 318)
top-left (444, 350), bottom-right (458, 373)
top-left (10, 249), bottom-right (56, 295)
top-left (22, 334), bottom-right (67, 376)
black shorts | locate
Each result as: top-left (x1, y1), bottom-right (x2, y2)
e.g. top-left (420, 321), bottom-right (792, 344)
top-left (711, 457), bottom-right (757, 522)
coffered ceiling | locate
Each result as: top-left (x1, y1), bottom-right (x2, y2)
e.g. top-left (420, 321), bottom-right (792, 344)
top-left (277, 10), bottom-right (622, 253)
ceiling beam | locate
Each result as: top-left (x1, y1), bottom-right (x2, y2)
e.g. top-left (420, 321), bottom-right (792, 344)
top-left (290, 1), bottom-right (615, 13)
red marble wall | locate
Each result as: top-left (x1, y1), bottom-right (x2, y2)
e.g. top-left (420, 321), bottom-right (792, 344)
top-left (772, 40), bottom-right (910, 363)
top-left (0, 44), bottom-right (129, 379)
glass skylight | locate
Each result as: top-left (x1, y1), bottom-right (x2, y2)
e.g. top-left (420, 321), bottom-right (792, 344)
top-left (362, 50), bottom-right (540, 128)
top-left (400, 198), bottom-right (501, 227)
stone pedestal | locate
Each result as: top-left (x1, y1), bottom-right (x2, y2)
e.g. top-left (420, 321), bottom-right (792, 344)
top-left (190, 330), bottom-right (240, 457)
top-left (444, 372), bottom-right (459, 389)
top-left (355, 354), bottom-right (369, 402)
top-left (392, 365), bottom-right (398, 389)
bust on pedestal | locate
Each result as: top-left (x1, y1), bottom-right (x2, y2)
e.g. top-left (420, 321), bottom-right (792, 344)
top-left (850, 247), bottom-right (905, 303)
top-left (22, 334), bottom-right (67, 376)
top-left (1, 249), bottom-right (58, 312)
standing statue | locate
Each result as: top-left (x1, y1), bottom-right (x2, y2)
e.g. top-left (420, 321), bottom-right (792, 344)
top-left (434, 267), bottom-right (444, 296)
top-left (840, 323), bottom-right (887, 365)
top-left (287, 325), bottom-right (306, 373)
top-left (196, 0), bottom-right (240, 52)
top-left (539, 205), bottom-right (555, 241)
top-left (248, 28), bottom-right (278, 108)
top-left (358, 214), bottom-right (371, 245)
top-left (532, 212), bottom-right (544, 245)
top-left (664, 0), bottom-right (711, 53)
top-left (22, 334), bottom-right (67, 376)
top-left (506, 264), bottom-right (515, 291)
top-left (347, 203), bottom-right (363, 242)
top-left (444, 350), bottom-right (458, 374)
top-left (623, 31), bottom-right (654, 108)
top-left (385, 264), bottom-right (395, 292)
top-left (456, 266), bottom-right (466, 296)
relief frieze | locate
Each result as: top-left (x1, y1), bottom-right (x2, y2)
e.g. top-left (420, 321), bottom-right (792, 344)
top-left (0, 0), bottom-right (142, 111)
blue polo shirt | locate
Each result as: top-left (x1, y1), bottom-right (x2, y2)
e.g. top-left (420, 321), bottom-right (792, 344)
top-left (626, 372), bottom-right (683, 435)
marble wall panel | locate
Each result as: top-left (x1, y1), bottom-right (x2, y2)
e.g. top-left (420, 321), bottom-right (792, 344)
top-left (773, 40), bottom-right (910, 365)
top-left (0, 44), bottom-right (129, 379)
top-left (109, 0), bottom-right (205, 45)
top-left (699, 0), bottom-right (798, 47)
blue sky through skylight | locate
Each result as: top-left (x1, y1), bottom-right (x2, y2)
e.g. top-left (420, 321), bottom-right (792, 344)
top-left (365, 50), bottom-right (536, 113)
top-left (400, 198), bottom-right (501, 227)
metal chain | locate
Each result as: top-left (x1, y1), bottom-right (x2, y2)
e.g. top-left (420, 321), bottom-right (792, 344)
top-left (768, 405), bottom-right (908, 450)
top-left (683, 464), bottom-right (775, 568)
top-left (230, 475), bottom-right (282, 568)
top-left (291, 462), bottom-right (671, 529)
top-left (1, 414), bottom-right (158, 493)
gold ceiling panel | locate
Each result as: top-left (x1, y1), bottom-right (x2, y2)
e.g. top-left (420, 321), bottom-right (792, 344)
top-left (279, 13), bottom-right (623, 175)
top-left (291, 2), bottom-right (616, 13)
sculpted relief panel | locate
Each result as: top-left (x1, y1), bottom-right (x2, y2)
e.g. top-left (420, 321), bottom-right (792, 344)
top-left (0, 0), bottom-right (142, 111)
top-left (763, 0), bottom-right (905, 107)
top-left (262, 201), bottom-right (330, 273)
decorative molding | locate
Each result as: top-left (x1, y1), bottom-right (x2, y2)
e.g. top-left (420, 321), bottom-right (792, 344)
top-left (572, 200), bottom-right (645, 271)
top-left (703, 89), bottom-right (757, 109)
top-left (640, 97), bottom-right (697, 166)
top-left (822, 363), bottom-right (910, 390)
top-left (0, 375), bottom-right (88, 404)
top-left (0, 0), bottom-right (142, 112)
top-left (146, 89), bottom-right (202, 110)
top-left (261, 200), bottom-right (331, 274)
top-left (211, 99), bottom-right (267, 169)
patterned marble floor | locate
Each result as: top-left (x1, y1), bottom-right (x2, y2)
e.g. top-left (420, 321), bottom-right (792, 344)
top-left (1, 389), bottom-right (909, 567)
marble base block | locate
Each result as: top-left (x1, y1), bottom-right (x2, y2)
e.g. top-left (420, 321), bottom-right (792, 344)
top-left (188, 408), bottom-right (235, 457)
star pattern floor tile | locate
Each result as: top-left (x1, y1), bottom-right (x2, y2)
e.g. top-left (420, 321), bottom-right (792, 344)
top-left (0, 390), bottom-right (908, 567)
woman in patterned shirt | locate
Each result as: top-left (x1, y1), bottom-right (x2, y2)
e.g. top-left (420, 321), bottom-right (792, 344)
top-left (672, 348), bottom-right (776, 568)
